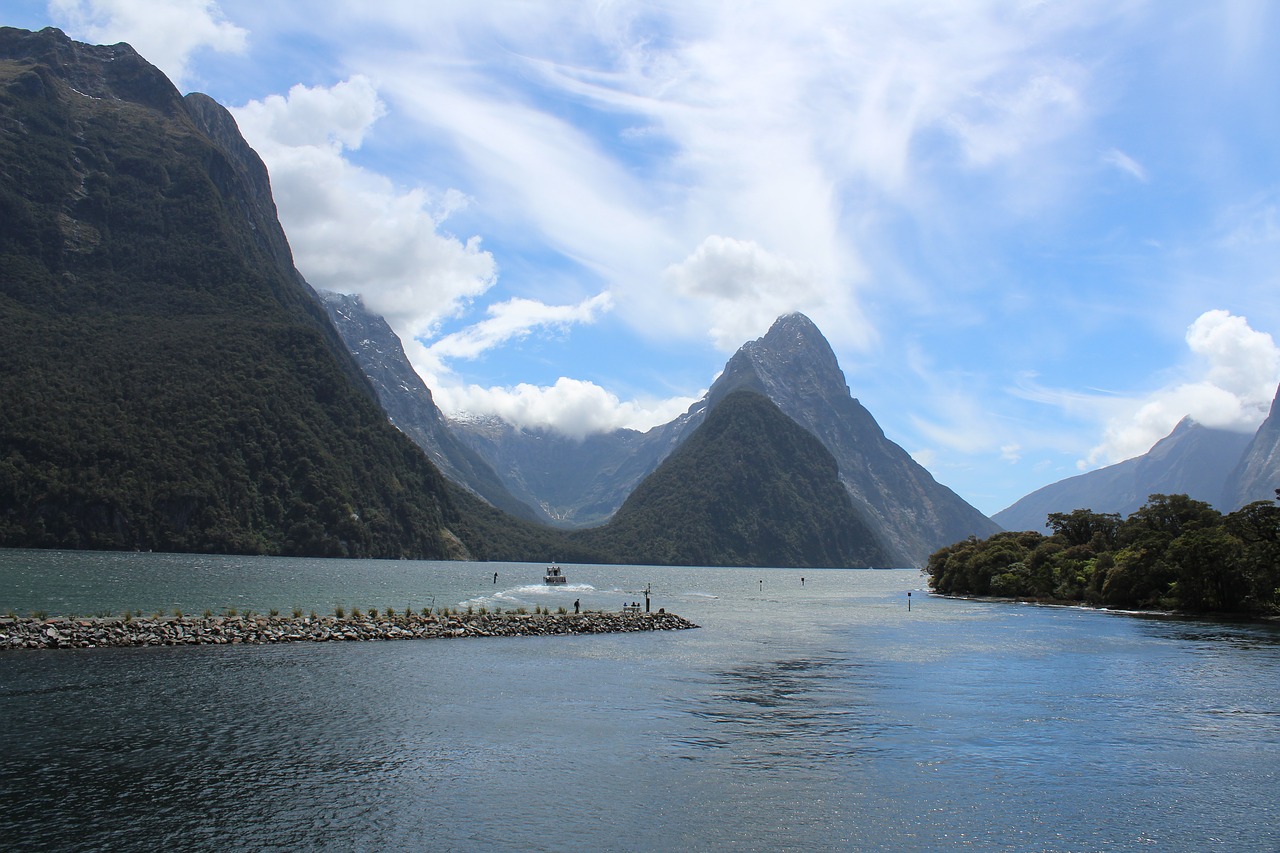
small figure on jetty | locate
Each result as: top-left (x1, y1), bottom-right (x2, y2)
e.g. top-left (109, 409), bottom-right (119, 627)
top-left (574, 599), bottom-right (580, 614)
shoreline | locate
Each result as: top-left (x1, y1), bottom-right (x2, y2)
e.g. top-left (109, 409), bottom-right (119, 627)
top-left (934, 592), bottom-right (1280, 623)
top-left (0, 610), bottom-right (699, 651)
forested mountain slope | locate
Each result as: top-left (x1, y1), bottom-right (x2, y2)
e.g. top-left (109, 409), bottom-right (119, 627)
top-left (572, 390), bottom-right (893, 568)
top-left (0, 27), bottom-right (491, 558)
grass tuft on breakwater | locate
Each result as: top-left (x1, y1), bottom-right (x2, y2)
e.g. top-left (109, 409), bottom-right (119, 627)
top-left (0, 610), bottom-right (699, 651)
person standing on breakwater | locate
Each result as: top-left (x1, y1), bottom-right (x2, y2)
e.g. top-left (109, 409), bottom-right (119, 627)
top-left (574, 599), bottom-right (580, 614)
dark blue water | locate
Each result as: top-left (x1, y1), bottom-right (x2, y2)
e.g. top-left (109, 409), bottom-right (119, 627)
top-left (1, 550), bottom-right (1277, 851)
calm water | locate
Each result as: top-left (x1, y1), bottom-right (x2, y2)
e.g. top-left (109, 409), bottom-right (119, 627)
top-left (1, 549), bottom-right (1278, 852)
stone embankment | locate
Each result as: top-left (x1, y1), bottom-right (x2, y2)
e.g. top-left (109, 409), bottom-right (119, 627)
top-left (0, 611), bottom-right (699, 651)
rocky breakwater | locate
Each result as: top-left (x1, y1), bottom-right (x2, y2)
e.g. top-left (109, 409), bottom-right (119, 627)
top-left (0, 611), bottom-right (699, 651)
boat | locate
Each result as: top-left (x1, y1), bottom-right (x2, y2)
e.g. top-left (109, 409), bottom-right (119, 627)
top-left (543, 565), bottom-right (567, 585)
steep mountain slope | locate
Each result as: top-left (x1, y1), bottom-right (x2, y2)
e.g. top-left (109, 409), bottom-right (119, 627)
top-left (0, 27), bottom-right (488, 557)
top-left (1224, 383), bottom-right (1280, 509)
top-left (993, 417), bottom-right (1253, 531)
top-left (317, 291), bottom-right (538, 522)
top-left (698, 314), bottom-right (999, 565)
top-left (572, 391), bottom-right (892, 568)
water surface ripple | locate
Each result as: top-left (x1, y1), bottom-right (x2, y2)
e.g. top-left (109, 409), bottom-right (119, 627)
top-left (1, 550), bottom-right (1277, 851)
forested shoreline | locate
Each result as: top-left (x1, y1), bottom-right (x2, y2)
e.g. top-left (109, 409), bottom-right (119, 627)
top-left (927, 491), bottom-right (1280, 616)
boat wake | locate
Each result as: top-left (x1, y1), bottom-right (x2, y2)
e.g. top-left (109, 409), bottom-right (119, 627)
top-left (459, 583), bottom-right (596, 611)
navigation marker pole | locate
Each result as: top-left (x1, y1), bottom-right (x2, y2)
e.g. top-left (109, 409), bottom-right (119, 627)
top-left (907, 591), bottom-right (912, 612)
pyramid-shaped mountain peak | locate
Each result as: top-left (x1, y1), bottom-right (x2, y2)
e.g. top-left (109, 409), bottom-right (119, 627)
top-left (747, 313), bottom-right (837, 365)
top-left (711, 313), bottom-right (847, 409)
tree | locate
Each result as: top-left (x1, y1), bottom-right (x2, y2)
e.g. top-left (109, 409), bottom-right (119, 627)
top-left (1119, 494), bottom-right (1221, 545)
top-left (1166, 527), bottom-right (1246, 612)
top-left (1224, 500), bottom-right (1280, 609)
top-left (1046, 509), bottom-right (1121, 550)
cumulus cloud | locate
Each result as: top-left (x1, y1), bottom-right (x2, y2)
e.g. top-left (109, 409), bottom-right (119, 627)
top-left (231, 75), bottom-right (691, 439)
top-left (1085, 310), bottom-right (1280, 466)
top-left (663, 236), bottom-right (829, 350)
top-left (50, 0), bottom-right (246, 87)
top-left (440, 378), bottom-right (701, 440)
top-left (230, 78), bottom-right (497, 338)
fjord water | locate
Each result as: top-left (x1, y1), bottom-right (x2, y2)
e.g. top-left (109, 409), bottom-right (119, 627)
top-left (1, 551), bottom-right (1277, 852)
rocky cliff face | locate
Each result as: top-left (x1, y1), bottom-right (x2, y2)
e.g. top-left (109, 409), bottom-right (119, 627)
top-left (993, 417), bottom-right (1253, 531)
top-left (317, 291), bottom-right (538, 521)
top-left (1224, 383), bottom-right (1280, 509)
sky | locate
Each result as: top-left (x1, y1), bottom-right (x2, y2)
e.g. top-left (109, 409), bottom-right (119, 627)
top-left (8, 1), bottom-right (1280, 516)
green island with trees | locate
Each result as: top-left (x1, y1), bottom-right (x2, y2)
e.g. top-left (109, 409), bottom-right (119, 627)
top-left (926, 491), bottom-right (1280, 616)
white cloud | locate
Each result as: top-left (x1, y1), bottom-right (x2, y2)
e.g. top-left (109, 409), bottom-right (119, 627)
top-left (334, 0), bottom-right (1121, 356)
top-left (230, 74), bottom-right (689, 440)
top-left (442, 378), bottom-right (701, 440)
top-left (1085, 310), bottom-right (1280, 466)
top-left (232, 76), bottom-right (384, 149)
top-left (230, 78), bottom-right (497, 339)
top-left (418, 293), bottom-right (613, 371)
top-left (50, 0), bottom-right (246, 87)
top-left (1102, 147), bottom-right (1149, 182)
top-left (947, 71), bottom-right (1084, 168)
top-left (663, 236), bottom-right (830, 350)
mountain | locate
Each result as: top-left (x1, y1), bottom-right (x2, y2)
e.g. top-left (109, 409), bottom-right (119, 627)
top-left (992, 417), bottom-right (1253, 532)
top-left (697, 313), bottom-right (1000, 565)
top-left (316, 290), bottom-right (538, 522)
top-left (446, 313), bottom-right (996, 566)
top-left (572, 390), bottom-right (893, 568)
top-left (0, 26), bottom-right (499, 558)
top-left (1224, 383), bottom-right (1280, 509)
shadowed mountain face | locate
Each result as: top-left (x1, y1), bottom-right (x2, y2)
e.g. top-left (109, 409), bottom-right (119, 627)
top-left (572, 390), bottom-right (893, 568)
top-left (1224, 383), bottom-right (1280, 509)
top-left (0, 27), bottom-right (482, 557)
top-left (993, 417), bottom-right (1253, 532)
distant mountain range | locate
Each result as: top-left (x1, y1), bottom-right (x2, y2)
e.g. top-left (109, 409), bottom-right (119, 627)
top-left (993, 418), bottom-right (1253, 531)
top-left (327, 295), bottom-right (999, 567)
top-left (994, 389), bottom-right (1280, 531)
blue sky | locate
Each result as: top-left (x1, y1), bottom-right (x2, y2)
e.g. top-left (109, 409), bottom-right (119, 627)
top-left (8, 1), bottom-right (1280, 516)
